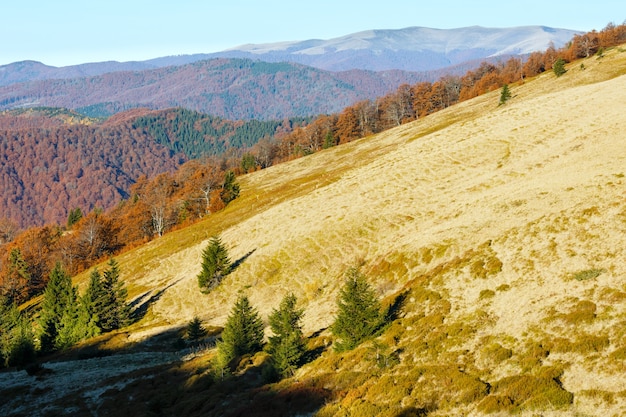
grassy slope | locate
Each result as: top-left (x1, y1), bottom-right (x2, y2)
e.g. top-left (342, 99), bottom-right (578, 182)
top-left (61, 46), bottom-right (626, 416)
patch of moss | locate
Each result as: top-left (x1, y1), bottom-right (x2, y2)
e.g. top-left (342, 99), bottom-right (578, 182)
top-left (479, 289), bottom-right (496, 300)
top-left (478, 373), bottom-right (573, 413)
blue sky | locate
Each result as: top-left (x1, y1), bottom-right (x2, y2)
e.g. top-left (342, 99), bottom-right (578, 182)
top-left (2, 0), bottom-right (625, 66)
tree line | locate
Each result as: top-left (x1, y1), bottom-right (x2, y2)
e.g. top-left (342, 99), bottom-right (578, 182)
top-left (238, 21), bottom-right (626, 169)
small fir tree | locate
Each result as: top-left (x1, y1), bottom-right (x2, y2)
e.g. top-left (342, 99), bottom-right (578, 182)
top-left (0, 297), bottom-right (36, 368)
top-left (55, 287), bottom-right (85, 350)
top-left (98, 259), bottom-right (131, 332)
top-left (322, 131), bottom-right (336, 149)
top-left (197, 236), bottom-right (231, 291)
top-left (2, 248), bottom-right (31, 304)
top-left (267, 293), bottom-right (306, 378)
top-left (38, 262), bottom-right (75, 353)
top-left (499, 84), bottom-right (512, 106)
top-left (80, 268), bottom-right (106, 335)
top-left (553, 58), bottom-right (567, 77)
top-left (67, 207), bottom-right (83, 228)
top-left (213, 294), bottom-right (264, 376)
top-left (331, 267), bottom-right (384, 351)
top-left (220, 170), bottom-right (240, 204)
top-left (186, 316), bottom-right (207, 342)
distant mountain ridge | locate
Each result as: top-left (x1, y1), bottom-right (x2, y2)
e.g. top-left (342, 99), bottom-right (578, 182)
top-left (0, 59), bottom-right (433, 120)
top-left (214, 25), bottom-right (581, 71)
top-left (0, 26), bottom-right (579, 87)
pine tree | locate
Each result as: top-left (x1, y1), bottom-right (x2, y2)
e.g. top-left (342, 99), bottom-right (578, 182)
top-left (67, 207), bottom-right (83, 228)
top-left (322, 131), bottom-right (336, 149)
top-left (38, 262), bottom-right (75, 353)
top-left (331, 267), bottom-right (384, 351)
top-left (267, 293), bottom-right (306, 377)
top-left (186, 316), bottom-right (207, 342)
top-left (197, 236), bottom-right (231, 291)
top-left (220, 170), bottom-right (240, 204)
top-left (0, 296), bottom-right (35, 368)
top-left (2, 248), bottom-right (31, 304)
top-left (55, 286), bottom-right (84, 349)
top-left (553, 58), bottom-right (567, 77)
top-left (499, 84), bottom-right (512, 106)
top-left (80, 268), bottom-right (106, 336)
top-left (99, 259), bottom-right (131, 332)
top-left (214, 294), bottom-right (264, 376)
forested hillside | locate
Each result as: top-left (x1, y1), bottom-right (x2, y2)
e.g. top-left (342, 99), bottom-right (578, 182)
top-left (0, 59), bottom-right (429, 120)
top-left (0, 107), bottom-right (302, 228)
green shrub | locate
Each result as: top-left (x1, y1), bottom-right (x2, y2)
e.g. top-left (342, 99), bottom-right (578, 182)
top-left (553, 58), bottom-right (567, 77)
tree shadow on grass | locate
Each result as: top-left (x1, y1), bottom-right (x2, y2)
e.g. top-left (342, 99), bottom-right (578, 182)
top-left (385, 289), bottom-right (409, 322)
top-left (230, 249), bottom-right (256, 273)
top-left (129, 278), bottom-right (182, 324)
top-left (89, 348), bottom-right (331, 417)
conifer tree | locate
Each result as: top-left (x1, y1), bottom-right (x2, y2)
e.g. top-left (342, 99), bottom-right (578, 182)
top-left (80, 268), bottom-right (106, 336)
top-left (98, 259), bottom-right (131, 332)
top-left (197, 236), bottom-right (231, 291)
top-left (1, 248), bottom-right (31, 304)
top-left (220, 170), bottom-right (240, 204)
top-left (267, 293), bottom-right (306, 377)
top-left (553, 58), bottom-right (567, 77)
top-left (67, 207), bottom-right (83, 228)
top-left (0, 296), bottom-right (35, 368)
top-left (499, 84), bottom-right (512, 106)
top-left (186, 316), bottom-right (207, 342)
top-left (331, 267), bottom-right (384, 351)
top-left (214, 294), bottom-right (264, 377)
top-left (55, 286), bottom-right (84, 349)
top-left (38, 262), bottom-right (75, 353)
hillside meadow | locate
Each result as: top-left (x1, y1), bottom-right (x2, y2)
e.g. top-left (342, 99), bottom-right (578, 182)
top-left (2, 45), bottom-right (626, 416)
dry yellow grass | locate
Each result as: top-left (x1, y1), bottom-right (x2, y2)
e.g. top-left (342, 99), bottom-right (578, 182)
top-left (68, 46), bottom-right (626, 415)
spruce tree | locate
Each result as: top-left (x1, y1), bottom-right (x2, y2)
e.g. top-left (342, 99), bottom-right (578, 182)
top-left (55, 286), bottom-right (84, 349)
top-left (220, 170), bottom-right (240, 204)
top-left (197, 236), bottom-right (231, 291)
top-left (553, 58), bottom-right (567, 77)
top-left (38, 262), bottom-right (75, 353)
top-left (0, 296), bottom-right (35, 368)
top-left (331, 267), bottom-right (384, 351)
top-left (80, 268), bottom-right (106, 336)
top-left (267, 293), bottom-right (306, 377)
top-left (67, 207), bottom-right (83, 228)
top-left (2, 248), bottom-right (31, 304)
top-left (499, 84), bottom-right (512, 106)
top-left (186, 316), bottom-right (207, 342)
top-left (214, 294), bottom-right (264, 376)
top-left (99, 259), bottom-right (131, 332)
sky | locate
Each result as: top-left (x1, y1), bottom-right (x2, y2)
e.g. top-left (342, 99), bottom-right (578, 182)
top-left (2, 0), bottom-right (625, 67)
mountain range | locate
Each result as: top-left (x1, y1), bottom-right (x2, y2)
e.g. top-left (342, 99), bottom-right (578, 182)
top-left (0, 26), bottom-right (579, 83)
top-left (213, 25), bottom-right (581, 71)
top-left (0, 26), bottom-right (579, 120)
